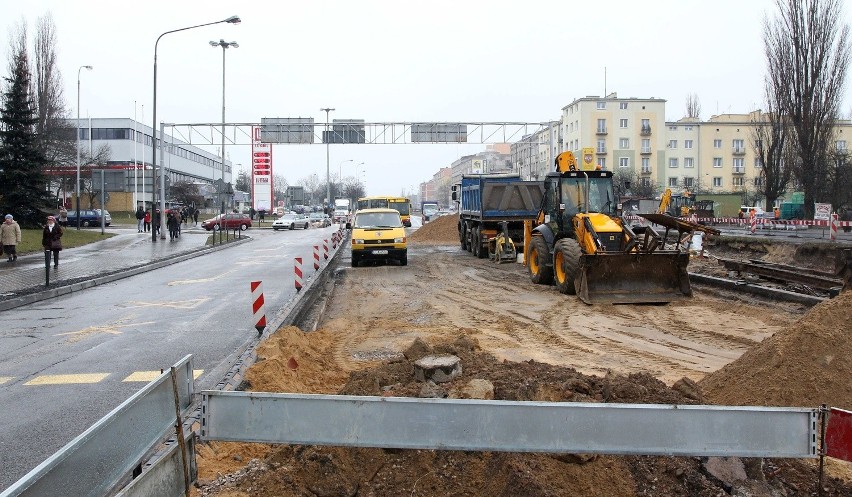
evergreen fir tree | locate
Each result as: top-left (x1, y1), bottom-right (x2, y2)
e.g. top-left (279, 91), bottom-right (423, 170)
top-left (0, 44), bottom-right (51, 227)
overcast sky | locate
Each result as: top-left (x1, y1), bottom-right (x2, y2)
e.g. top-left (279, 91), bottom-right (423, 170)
top-left (3, 0), bottom-right (852, 197)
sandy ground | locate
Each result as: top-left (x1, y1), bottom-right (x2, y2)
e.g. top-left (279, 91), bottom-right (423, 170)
top-left (193, 215), bottom-right (852, 496)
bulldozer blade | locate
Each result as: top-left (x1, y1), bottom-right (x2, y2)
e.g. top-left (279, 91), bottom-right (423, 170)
top-left (576, 252), bottom-right (692, 304)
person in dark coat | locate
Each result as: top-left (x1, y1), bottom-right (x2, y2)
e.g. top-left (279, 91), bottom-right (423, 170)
top-left (42, 215), bottom-right (63, 268)
top-left (193, 209), bottom-right (199, 226)
top-left (167, 212), bottom-right (180, 240)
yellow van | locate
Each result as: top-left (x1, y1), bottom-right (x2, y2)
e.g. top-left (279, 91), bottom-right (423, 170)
top-left (351, 208), bottom-right (407, 267)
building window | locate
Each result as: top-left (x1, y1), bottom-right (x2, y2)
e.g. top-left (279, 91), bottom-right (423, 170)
top-left (619, 138), bottom-right (629, 149)
top-left (597, 139), bottom-right (606, 153)
top-left (713, 139), bottom-right (722, 148)
top-left (754, 176), bottom-right (765, 187)
top-left (619, 118), bottom-right (628, 128)
top-left (597, 158), bottom-right (606, 169)
top-left (684, 177), bottom-right (694, 188)
top-left (837, 140), bottom-right (847, 152)
top-left (733, 139), bottom-right (745, 153)
top-left (713, 157), bottom-right (723, 168)
top-left (569, 122), bottom-right (574, 132)
top-left (669, 177), bottom-right (679, 187)
top-left (669, 126), bottom-right (677, 131)
top-left (668, 139), bottom-right (677, 149)
top-left (597, 101), bottom-right (606, 109)
top-left (713, 177), bottom-right (723, 188)
top-left (733, 177), bottom-right (745, 188)
top-left (754, 158), bottom-right (763, 169)
top-left (597, 119), bottom-right (606, 133)
top-left (669, 158), bottom-right (678, 168)
top-left (733, 157), bottom-right (744, 173)
top-left (684, 157), bottom-right (694, 168)
top-left (620, 102), bottom-right (628, 109)
top-left (641, 138), bottom-right (650, 153)
top-left (685, 126), bottom-right (693, 131)
top-left (641, 157), bottom-right (651, 173)
top-left (619, 157), bottom-right (629, 168)
top-left (640, 177), bottom-right (651, 187)
top-left (684, 139), bottom-right (693, 149)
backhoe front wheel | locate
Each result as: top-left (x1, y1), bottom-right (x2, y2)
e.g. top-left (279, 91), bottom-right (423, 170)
top-left (528, 235), bottom-right (553, 285)
top-left (554, 238), bottom-right (581, 295)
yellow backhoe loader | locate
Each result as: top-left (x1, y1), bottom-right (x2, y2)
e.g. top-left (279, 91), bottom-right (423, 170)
top-left (524, 151), bottom-right (692, 304)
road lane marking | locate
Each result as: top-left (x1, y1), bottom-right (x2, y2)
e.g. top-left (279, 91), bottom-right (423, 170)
top-left (25, 373), bottom-right (109, 385)
top-left (122, 298), bottom-right (210, 309)
top-left (167, 270), bottom-right (236, 286)
top-left (122, 369), bottom-right (204, 382)
top-left (0, 376), bottom-right (13, 385)
top-left (55, 321), bottom-right (156, 342)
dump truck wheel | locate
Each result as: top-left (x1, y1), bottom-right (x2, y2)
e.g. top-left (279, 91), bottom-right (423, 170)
top-left (459, 223), bottom-right (467, 250)
top-left (528, 235), bottom-right (553, 285)
top-left (554, 238), bottom-right (581, 295)
top-left (471, 227), bottom-right (480, 257)
top-left (476, 227), bottom-right (487, 259)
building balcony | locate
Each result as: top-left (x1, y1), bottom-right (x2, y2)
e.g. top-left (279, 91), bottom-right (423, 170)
top-left (732, 147), bottom-right (746, 155)
top-left (596, 127), bottom-right (607, 135)
top-left (596, 148), bottom-right (607, 155)
top-left (640, 147), bottom-right (652, 155)
top-left (732, 167), bottom-right (745, 174)
top-left (640, 168), bottom-right (652, 174)
top-left (640, 126), bottom-right (652, 136)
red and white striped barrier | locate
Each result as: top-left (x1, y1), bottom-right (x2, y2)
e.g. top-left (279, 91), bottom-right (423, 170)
top-left (623, 215), bottom-right (852, 228)
top-left (750, 215), bottom-right (757, 235)
top-left (332, 231), bottom-right (338, 249)
top-left (294, 257), bottom-right (303, 291)
top-left (313, 245), bottom-right (320, 270)
top-left (250, 281), bottom-right (266, 334)
top-left (831, 213), bottom-right (839, 241)
top-left (323, 239), bottom-right (329, 260)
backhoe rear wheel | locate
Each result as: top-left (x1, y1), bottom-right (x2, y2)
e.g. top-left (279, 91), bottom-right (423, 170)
top-left (528, 235), bottom-right (553, 285)
top-left (554, 238), bottom-right (581, 295)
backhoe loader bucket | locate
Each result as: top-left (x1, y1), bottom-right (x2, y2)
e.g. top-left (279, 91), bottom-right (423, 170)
top-left (576, 252), bottom-right (692, 304)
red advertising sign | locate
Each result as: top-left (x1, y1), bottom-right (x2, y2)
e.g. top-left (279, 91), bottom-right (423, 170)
top-left (251, 126), bottom-right (273, 211)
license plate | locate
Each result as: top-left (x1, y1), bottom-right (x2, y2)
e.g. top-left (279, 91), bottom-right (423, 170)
top-left (373, 250), bottom-right (388, 255)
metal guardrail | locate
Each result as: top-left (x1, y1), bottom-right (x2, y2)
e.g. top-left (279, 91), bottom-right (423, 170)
top-left (201, 392), bottom-right (818, 458)
top-left (1, 356), bottom-right (194, 497)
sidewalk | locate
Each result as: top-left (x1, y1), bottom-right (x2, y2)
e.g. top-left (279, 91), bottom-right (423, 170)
top-left (0, 226), bottom-right (241, 308)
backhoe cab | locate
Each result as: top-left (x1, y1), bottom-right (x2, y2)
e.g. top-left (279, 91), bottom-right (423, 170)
top-left (525, 151), bottom-right (692, 304)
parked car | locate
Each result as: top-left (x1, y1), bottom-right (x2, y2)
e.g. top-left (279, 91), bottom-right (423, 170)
top-left (201, 213), bottom-right (252, 231)
top-left (273, 213), bottom-right (311, 231)
top-left (309, 212), bottom-right (331, 227)
top-left (67, 209), bottom-right (110, 227)
top-left (94, 209), bottom-right (112, 226)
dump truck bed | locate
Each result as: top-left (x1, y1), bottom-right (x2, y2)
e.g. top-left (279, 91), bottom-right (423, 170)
top-left (459, 174), bottom-right (544, 221)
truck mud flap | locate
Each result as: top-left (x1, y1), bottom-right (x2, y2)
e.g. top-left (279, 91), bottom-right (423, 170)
top-left (576, 252), bottom-right (692, 304)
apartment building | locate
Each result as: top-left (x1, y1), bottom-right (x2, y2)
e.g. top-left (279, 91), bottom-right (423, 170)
top-left (509, 122), bottom-right (560, 181)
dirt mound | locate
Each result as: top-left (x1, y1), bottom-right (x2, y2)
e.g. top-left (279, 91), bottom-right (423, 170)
top-left (409, 213), bottom-right (459, 244)
top-left (699, 290), bottom-right (852, 407)
top-left (195, 330), bottom-right (852, 496)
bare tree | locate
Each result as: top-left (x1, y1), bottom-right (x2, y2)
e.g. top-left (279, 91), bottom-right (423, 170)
top-left (32, 13), bottom-right (74, 168)
top-left (272, 173), bottom-right (288, 203)
top-left (79, 144), bottom-right (111, 208)
top-left (685, 93), bottom-right (702, 119)
top-left (750, 87), bottom-right (794, 211)
top-left (764, 0), bottom-right (851, 217)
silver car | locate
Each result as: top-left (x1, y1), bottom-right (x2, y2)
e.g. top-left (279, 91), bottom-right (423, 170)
top-left (272, 213), bottom-right (311, 231)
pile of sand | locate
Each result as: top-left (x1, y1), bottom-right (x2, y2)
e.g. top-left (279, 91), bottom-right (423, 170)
top-left (699, 290), bottom-right (852, 408)
top-left (409, 213), bottom-right (459, 244)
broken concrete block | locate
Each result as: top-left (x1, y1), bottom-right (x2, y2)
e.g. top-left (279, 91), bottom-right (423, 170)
top-left (414, 355), bottom-right (461, 383)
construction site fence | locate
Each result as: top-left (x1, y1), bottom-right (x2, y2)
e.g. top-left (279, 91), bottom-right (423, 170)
top-left (623, 215), bottom-right (852, 228)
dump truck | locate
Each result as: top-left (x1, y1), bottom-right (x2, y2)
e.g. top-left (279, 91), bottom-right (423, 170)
top-left (525, 151), bottom-right (693, 304)
top-left (454, 174), bottom-right (544, 261)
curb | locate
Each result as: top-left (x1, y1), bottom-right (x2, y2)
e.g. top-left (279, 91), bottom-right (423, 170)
top-left (0, 236), bottom-right (252, 312)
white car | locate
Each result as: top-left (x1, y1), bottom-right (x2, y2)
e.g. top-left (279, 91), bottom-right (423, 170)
top-left (272, 213), bottom-right (310, 231)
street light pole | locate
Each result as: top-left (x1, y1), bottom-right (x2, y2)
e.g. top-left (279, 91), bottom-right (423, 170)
top-left (76, 65), bottom-right (92, 230)
top-left (210, 39), bottom-right (238, 216)
top-left (152, 15), bottom-right (240, 242)
top-left (320, 107), bottom-right (334, 211)
top-left (338, 159), bottom-right (353, 181)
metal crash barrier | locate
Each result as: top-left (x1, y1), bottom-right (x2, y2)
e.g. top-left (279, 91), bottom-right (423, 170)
top-left (200, 391), bottom-right (818, 458)
top-left (1, 356), bottom-right (194, 497)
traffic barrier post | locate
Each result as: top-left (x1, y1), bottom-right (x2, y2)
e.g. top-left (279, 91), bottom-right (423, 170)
top-left (294, 257), bottom-right (303, 292)
top-left (313, 245), bottom-right (320, 270)
top-left (250, 281), bottom-right (266, 336)
top-left (831, 214), bottom-right (838, 241)
top-left (323, 239), bottom-right (329, 260)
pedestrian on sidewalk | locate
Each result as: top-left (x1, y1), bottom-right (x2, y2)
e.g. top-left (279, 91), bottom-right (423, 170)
top-left (58, 206), bottom-right (69, 227)
top-left (135, 205), bottom-right (145, 232)
top-left (42, 215), bottom-right (63, 268)
top-left (144, 209), bottom-right (151, 232)
top-left (193, 209), bottom-right (199, 226)
top-left (2, 214), bottom-right (22, 262)
top-left (167, 212), bottom-right (180, 240)
top-left (154, 209), bottom-right (161, 236)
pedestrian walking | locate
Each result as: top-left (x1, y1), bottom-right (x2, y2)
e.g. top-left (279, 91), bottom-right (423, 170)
top-left (167, 212), bottom-right (180, 240)
top-left (42, 215), bottom-right (63, 268)
top-left (135, 205), bottom-right (145, 232)
top-left (154, 209), bottom-right (161, 235)
top-left (193, 209), bottom-right (199, 226)
top-left (1, 214), bottom-right (22, 262)
top-left (58, 206), bottom-right (69, 227)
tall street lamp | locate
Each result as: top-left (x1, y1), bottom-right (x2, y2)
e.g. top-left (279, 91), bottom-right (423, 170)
top-left (338, 159), bottom-right (353, 181)
top-left (210, 39), bottom-right (238, 215)
top-left (76, 65), bottom-right (93, 230)
top-left (320, 107), bottom-right (334, 211)
top-left (152, 15), bottom-right (240, 242)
